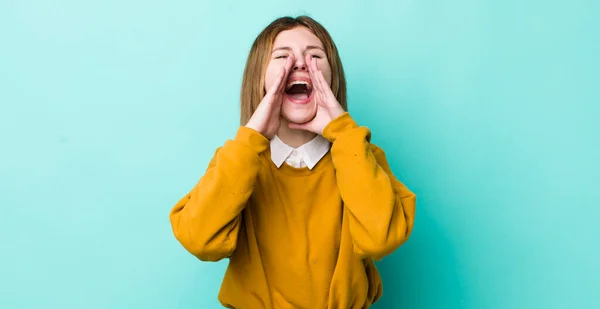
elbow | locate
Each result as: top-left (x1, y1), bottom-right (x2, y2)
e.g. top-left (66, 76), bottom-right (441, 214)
top-left (170, 214), bottom-right (237, 262)
top-left (382, 193), bottom-right (417, 252)
top-left (191, 240), bottom-right (236, 262)
top-left (354, 231), bottom-right (411, 261)
top-left (355, 198), bottom-right (416, 260)
top-left (173, 229), bottom-right (237, 262)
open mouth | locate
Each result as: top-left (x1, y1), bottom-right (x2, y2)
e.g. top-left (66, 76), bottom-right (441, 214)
top-left (285, 79), bottom-right (313, 103)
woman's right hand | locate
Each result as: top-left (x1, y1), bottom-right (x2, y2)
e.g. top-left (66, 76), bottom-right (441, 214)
top-left (245, 55), bottom-right (295, 139)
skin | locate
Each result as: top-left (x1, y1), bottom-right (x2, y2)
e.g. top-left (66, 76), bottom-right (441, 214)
top-left (245, 27), bottom-right (345, 148)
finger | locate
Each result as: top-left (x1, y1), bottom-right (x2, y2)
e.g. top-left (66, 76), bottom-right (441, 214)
top-left (287, 53), bottom-right (296, 72)
top-left (310, 55), bottom-right (319, 72)
top-left (311, 58), bottom-right (328, 93)
top-left (312, 58), bottom-right (329, 99)
top-left (275, 59), bottom-right (289, 94)
top-left (268, 66), bottom-right (285, 96)
top-left (277, 55), bottom-right (295, 93)
top-left (307, 56), bottom-right (321, 94)
top-left (305, 54), bottom-right (313, 74)
top-left (316, 69), bottom-right (336, 101)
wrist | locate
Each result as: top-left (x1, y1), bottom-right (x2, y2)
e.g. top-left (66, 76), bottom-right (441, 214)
top-left (329, 105), bottom-right (345, 120)
top-left (322, 112), bottom-right (359, 142)
top-left (236, 126), bottom-right (270, 153)
top-left (244, 121), bottom-right (262, 135)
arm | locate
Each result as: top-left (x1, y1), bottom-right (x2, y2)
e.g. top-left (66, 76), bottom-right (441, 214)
top-left (323, 112), bottom-right (417, 260)
top-left (169, 126), bottom-right (269, 261)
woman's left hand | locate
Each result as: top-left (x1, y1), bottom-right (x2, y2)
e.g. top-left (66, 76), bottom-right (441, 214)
top-left (287, 55), bottom-right (346, 135)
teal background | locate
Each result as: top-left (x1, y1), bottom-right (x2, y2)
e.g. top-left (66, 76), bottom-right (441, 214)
top-left (1, 0), bottom-right (598, 308)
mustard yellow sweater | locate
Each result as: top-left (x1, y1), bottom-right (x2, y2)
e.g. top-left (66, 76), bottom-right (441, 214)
top-left (170, 112), bottom-right (416, 309)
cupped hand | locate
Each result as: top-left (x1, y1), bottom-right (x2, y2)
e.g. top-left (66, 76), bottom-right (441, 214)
top-left (287, 54), bottom-right (345, 135)
top-left (245, 55), bottom-right (295, 139)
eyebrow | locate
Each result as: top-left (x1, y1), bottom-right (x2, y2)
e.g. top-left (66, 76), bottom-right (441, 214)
top-left (272, 45), bottom-right (325, 52)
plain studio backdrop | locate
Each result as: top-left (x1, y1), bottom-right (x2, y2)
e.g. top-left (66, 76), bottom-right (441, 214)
top-left (1, 0), bottom-right (598, 308)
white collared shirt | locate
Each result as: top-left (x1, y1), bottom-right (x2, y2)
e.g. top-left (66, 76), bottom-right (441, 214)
top-left (270, 135), bottom-right (331, 169)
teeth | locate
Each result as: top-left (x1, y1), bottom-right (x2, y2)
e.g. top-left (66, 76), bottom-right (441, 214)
top-left (286, 80), bottom-right (312, 91)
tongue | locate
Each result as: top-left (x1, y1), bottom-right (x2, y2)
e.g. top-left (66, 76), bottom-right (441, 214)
top-left (288, 93), bottom-right (309, 101)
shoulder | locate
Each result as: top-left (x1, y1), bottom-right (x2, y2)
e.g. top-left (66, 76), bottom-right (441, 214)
top-left (368, 143), bottom-right (386, 156)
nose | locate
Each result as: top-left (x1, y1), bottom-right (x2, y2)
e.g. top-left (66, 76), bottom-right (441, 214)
top-left (293, 57), bottom-right (307, 71)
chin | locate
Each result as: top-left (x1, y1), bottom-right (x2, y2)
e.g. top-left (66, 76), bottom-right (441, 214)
top-left (281, 98), bottom-right (317, 124)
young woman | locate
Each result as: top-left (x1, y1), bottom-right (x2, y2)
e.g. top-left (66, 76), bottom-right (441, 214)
top-left (170, 15), bottom-right (416, 309)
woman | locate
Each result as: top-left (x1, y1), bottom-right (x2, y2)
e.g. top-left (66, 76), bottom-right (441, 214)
top-left (170, 15), bottom-right (416, 309)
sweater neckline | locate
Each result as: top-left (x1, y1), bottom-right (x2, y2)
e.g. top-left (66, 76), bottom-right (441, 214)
top-left (263, 147), bottom-right (333, 176)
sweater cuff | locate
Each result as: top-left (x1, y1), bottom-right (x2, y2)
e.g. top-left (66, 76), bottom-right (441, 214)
top-left (234, 126), bottom-right (270, 154)
top-left (322, 112), bottom-right (359, 142)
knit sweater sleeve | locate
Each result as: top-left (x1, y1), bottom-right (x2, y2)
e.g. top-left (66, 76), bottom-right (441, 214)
top-left (322, 112), bottom-right (417, 260)
top-left (169, 126), bottom-right (269, 262)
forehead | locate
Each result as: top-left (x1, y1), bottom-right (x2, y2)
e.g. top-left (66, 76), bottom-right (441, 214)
top-left (272, 27), bottom-right (324, 48)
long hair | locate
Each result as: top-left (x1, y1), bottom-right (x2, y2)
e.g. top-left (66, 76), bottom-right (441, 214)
top-left (239, 16), bottom-right (347, 125)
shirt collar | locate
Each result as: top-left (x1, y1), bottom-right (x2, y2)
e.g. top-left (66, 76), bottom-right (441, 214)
top-left (270, 136), bottom-right (294, 168)
top-left (270, 135), bottom-right (331, 170)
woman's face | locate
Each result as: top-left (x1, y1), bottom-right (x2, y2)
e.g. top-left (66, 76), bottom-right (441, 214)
top-left (264, 26), bottom-right (332, 124)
